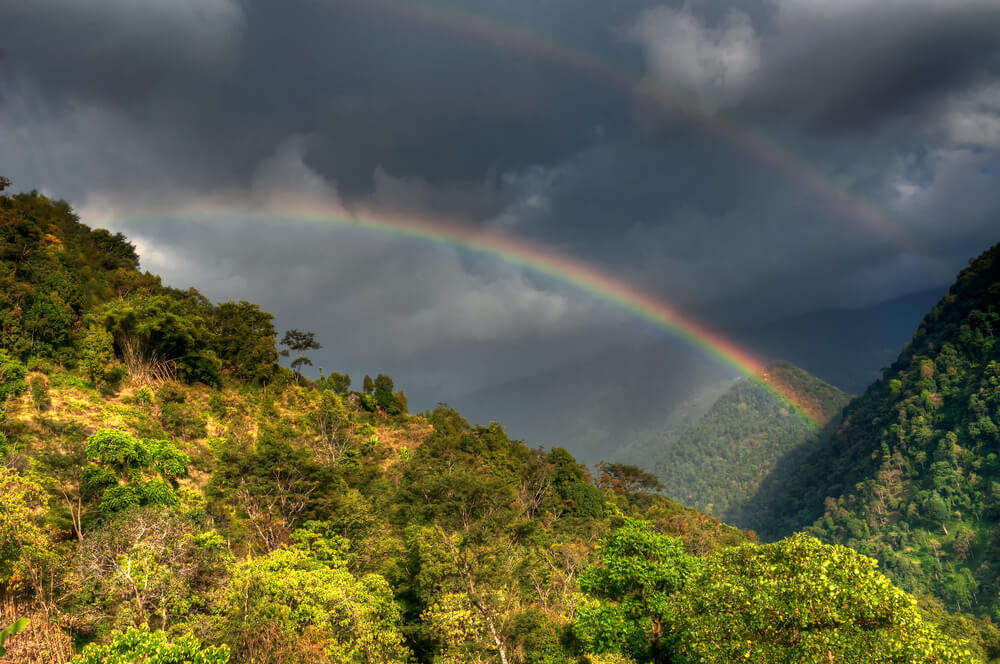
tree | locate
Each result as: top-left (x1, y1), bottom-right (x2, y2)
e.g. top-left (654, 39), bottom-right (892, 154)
top-left (575, 520), bottom-right (700, 664)
top-left (67, 626), bottom-right (230, 664)
top-left (209, 433), bottom-right (336, 552)
top-left (312, 390), bottom-right (353, 466)
top-left (214, 301), bottom-right (279, 383)
top-left (220, 525), bottom-right (409, 664)
top-left (0, 468), bottom-right (55, 609)
top-left (363, 374), bottom-right (374, 394)
top-left (373, 374), bottom-right (403, 415)
top-left (596, 463), bottom-right (665, 495)
top-left (0, 351), bottom-right (26, 436)
top-left (673, 534), bottom-right (971, 664)
top-left (73, 509), bottom-right (232, 630)
top-left (94, 293), bottom-right (221, 385)
top-left (324, 371), bottom-right (351, 394)
top-left (280, 329), bottom-right (321, 380)
top-left (82, 429), bottom-right (189, 516)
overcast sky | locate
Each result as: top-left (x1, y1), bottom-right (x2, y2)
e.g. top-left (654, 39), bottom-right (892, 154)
top-left (2, 0), bottom-right (999, 418)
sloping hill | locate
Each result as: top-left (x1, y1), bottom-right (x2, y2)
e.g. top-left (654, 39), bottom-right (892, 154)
top-left (611, 362), bottom-right (850, 530)
top-left (757, 242), bottom-right (1000, 615)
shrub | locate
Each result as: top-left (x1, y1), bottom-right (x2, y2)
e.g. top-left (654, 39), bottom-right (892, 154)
top-left (67, 626), bottom-right (230, 664)
top-left (160, 402), bottom-right (208, 439)
top-left (28, 375), bottom-right (50, 411)
top-left (98, 363), bottom-right (128, 396)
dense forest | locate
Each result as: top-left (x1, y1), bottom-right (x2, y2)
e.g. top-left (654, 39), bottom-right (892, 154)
top-left (747, 241), bottom-right (1000, 618)
top-left (0, 181), bottom-right (996, 663)
top-left (611, 364), bottom-right (849, 531)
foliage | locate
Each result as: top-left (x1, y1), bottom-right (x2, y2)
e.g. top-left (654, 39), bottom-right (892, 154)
top-left (213, 301), bottom-right (279, 383)
top-left (82, 429), bottom-right (188, 515)
top-left (0, 186), bottom-right (991, 663)
top-left (94, 293), bottom-right (222, 385)
top-left (280, 329), bottom-right (321, 379)
top-left (0, 617), bottom-right (29, 656)
top-left (67, 625), bottom-right (230, 664)
top-left (615, 363), bottom-right (849, 530)
top-left (28, 374), bottom-right (50, 411)
top-left (575, 520), bottom-right (700, 663)
top-left (759, 242), bottom-right (1000, 616)
top-left (674, 534), bottom-right (970, 663)
top-left (220, 527), bottom-right (409, 664)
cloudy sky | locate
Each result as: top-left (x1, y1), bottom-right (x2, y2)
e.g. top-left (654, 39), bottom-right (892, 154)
top-left (2, 0), bottom-right (999, 446)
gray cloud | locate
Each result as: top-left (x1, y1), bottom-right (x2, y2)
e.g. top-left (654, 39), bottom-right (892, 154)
top-left (2, 0), bottom-right (1000, 450)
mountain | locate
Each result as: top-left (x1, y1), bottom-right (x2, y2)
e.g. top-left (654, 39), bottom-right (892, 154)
top-left (610, 378), bottom-right (737, 469)
top-left (611, 362), bottom-right (851, 531)
top-left (755, 242), bottom-right (1000, 616)
top-left (2, 184), bottom-right (997, 662)
top-left (745, 288), bottom-right (947, 393)
top-left (448, 290), bottom-right (944, 464)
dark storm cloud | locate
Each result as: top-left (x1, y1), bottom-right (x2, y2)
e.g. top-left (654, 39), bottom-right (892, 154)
top-left (749, 0), bottom-right (1000, 131)
top-left (2, 0), bottom-right (1000, 435)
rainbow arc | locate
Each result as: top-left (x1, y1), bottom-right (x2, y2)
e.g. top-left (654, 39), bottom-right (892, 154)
top-left (102, 196), bottom-right (831, 426)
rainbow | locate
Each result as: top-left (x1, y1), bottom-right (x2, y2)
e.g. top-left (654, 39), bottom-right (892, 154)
top-left (328, 0), bottom-right (918, 253)
top-left (94, 195), bottom-right (831, 425)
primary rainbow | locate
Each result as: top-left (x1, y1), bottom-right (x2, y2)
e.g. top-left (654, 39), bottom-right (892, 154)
top-left (97, 195), bottom-right (830, 425)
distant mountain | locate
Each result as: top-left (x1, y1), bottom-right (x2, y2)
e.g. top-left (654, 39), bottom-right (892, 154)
top-left (610, 378), bottom-right (736, 469)
top-left (611, 362), bottom-right (850, 531)
top-left (755, 242), bottom-right (1000, 615)
top-left (448, 289), bottom-right (945, 464)
top-left (746, 288), bottom-right (946, 393)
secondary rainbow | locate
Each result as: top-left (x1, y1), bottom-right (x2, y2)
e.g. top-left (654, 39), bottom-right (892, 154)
top-left (329, 0), bottom-right (917, 253)
top-left (100, 196), bottom-right (828, 425)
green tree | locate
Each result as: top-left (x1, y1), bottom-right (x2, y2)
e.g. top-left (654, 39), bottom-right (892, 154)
top-left (221, 527), bottom-right (409, 664)
top-left (208, 433), bottom-right (336, 552)
top-left (575, 519), bottom-right (700, 664)
top-left (94, 293), bottom-right (221, 385)
top-left (324, 371), bottom-right (351, 394)
top-left (673, 534), bottom-right (971, 663)
top-left (0, 351), bottom-right (26, 432)
top-left (373, 374), bottom-right (404, 415)
top-left (280, 329), bottom-right (321, 380)
top-left (214, 301), bottom-right (279, 383)
top-left (363, 374), bottom-right (374, 394)
top-left (82, 429), bottom-right (189, 516)
top-left (67, 626), bottom-right (229, 664)
top-left (596, 463), bottom-right (665, 495)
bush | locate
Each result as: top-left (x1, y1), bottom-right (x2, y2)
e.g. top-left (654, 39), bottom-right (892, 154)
top-left (156, 382), bottom-right (187, 405)
top-left (133, 387), bottom-right (153, 406)
top-left (97, 363), bottom-right (128, 396)
top-left (160, 402), bottom-right (207, 440)
top-left (67, 626), bottom-right (229, 664)
top-left (28, 375), bottom-right (50, 411)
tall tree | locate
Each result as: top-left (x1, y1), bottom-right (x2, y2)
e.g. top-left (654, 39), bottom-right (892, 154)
top-left (280, 329), bottom-right (321, 380)
top-left (575, 519), bottom-right (700, 664)
top-left (214, 301), bottom-right (279, 383)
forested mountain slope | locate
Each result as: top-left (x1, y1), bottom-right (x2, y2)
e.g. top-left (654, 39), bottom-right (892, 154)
top-left (610, 378), bottom-right (735, 469)
top-left (0, 182), bottom-right (996, 663)
top-left (613, 363), bottom-right (849, 531)
top-left (755, 242), bottom-right (1000, 616)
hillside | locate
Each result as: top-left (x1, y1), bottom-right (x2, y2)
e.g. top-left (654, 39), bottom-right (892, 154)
top-left (756, 241), bottom-right (1000, 616)
top-left (610, 378), bottom-right (736, 469)
top-left (611, 363), bottom-right (850, 531)
top-left (0, 184), bottom-right (996, 663)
